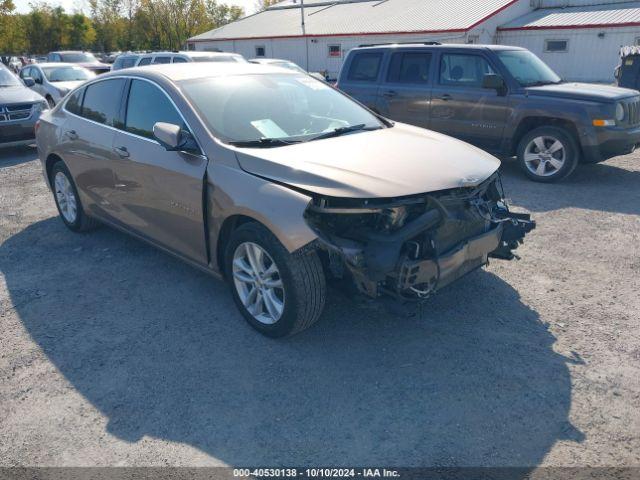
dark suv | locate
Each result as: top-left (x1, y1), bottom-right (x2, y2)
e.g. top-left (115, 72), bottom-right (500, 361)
top-left (338, 44), bottom-right (640, 182)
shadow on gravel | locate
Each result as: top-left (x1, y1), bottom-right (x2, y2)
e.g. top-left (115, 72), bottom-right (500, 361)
top-left (500, 158), bottom-right (640, 216)
top-left (3, 217), bottom-right (583, 469)
top-left (0, 146), bottom-right (38, 168)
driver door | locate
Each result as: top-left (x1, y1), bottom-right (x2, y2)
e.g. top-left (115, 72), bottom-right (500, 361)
top-left (109, 79), bottom-right (209, 264)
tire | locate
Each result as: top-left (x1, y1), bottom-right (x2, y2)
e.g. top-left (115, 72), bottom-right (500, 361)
top-left (517, 126), bottom-right (579, 183)
top-left (225, 222), bottom-right (326, 337)
top-left (50, 161), bottom-right (100, 232)
top-left (46, 96), bottom-right (55, 108)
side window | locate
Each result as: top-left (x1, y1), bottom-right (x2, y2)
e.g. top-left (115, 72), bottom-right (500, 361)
top-left (387, 52), bottom-right (432, 84)
top-left (65, 88), bottom-right (84, 115)
top-left (138, 57), bottom-right (152, 66)
top-left (80, 79), bottom-right (126, 126)
top-left (121, 58), bottom-right (137, 68)
top-left (172, 57), bottom-right (188, 63)
top-left (347, 52), bottom-right (383, 82)
top-left (439, 53), bottom-right (495, 87)
top-left (20, 67), bottom-right (30, 78)
top-left (153, 56), bottom-right (171, 64)
top-left (125, 79), bottom-right (184, 140)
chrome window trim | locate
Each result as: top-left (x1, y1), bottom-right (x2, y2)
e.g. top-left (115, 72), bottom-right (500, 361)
top-left (61, 75), bottom-right (206, 157)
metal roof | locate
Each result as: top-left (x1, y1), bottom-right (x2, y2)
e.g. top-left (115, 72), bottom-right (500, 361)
top-left (499, 1), bottom-right (640, 31)
top-left (189, 0), bottom-right (520, 42)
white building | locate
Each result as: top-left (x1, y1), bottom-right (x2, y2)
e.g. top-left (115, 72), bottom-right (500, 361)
top-left (187, 0), bottom-right (640, 82)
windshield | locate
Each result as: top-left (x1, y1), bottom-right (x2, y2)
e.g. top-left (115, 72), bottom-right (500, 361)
top-left (497, 50), bottom-right (562, 87)
top-left (43, 66), bottom-right (94, 82)
top-left (60, 52), bottom-right (98, 63)
top-left (180, 73), bottom-right (384, 144)
top-left (0, 66), bottom-right (21, 87)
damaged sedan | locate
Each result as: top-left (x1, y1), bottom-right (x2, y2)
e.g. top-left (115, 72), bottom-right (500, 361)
top-left (36, 62), bottom-right (534, 337)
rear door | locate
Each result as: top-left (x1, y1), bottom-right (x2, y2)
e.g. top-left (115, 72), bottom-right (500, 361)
top-left (110, 78), bottom-right (208, 264)
top-left (339, 50), bottom-right (384, 111)
top-left (56, 78), bottom-right (127, 219)
top-left (429, 51), bottom-right (508, 152)
top-left (375, 50), bottom-right (433, 128)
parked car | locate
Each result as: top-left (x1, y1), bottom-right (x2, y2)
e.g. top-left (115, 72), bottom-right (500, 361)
top-left (0, 64), bottom-right (48, 149)
top-left (47, 51), bottom-right (111, 75)
top-left (250, 58), bottom-right (327, 81)
top-left (20, 63), bottom-right (95, 107)
top-left (616, 46), bottom-right (640, 91)
top-left (338, 43), bottom-right (640, 183)
top-left (35, 62), bottom-right (534, 336)
top-left (111, 53), bottom-right (142, 71)
top-left (134, 51), bottom-right (246, 67)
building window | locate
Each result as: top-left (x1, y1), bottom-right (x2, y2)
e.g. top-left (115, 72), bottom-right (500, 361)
top-left (328, 45), bottom-right (341, 58)
top-left (187, 43), bottom-right (195, 51)
top-left (255, 45), bottom-right (266, 57)
top-left (466, 35), bottom-right (479, 44)
top-left (635, 37), bottom-right (640, 46)
top-left (544, 39), bottom-right (568, 53)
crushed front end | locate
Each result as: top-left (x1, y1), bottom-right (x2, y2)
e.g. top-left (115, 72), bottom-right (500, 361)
top-left (304, 173), bottom-right (535, 300)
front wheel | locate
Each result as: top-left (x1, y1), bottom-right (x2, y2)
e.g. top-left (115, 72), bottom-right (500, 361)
top-left (517, 126), bottom-right (579, 183)
top-left (225, 222), bottom-right (326, 337)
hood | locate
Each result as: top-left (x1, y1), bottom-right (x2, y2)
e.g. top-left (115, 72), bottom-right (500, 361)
top-left (233, 123), bottom-right (500, 198)
top-left (52, 80), bottom-right (85, 92)
top-left (0, 85), bottom-right (45, 105)
top-left (526, 82), bottom-right (638, 102)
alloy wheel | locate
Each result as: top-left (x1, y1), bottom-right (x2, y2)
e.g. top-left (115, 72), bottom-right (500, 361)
top-left (232, 242), bottom-right (285, 325)
top-left (524, 136), bottom-right (566, 177)
top-left (54, 171), bottom-right (78, 223)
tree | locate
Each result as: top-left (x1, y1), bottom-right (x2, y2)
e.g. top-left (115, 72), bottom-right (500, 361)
top-left (255, 0), bottom-right (278, 12)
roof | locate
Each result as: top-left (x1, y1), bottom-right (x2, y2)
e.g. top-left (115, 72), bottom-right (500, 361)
top-left (189, 0), bottom-right (520, 42)
top-left (31, 63), bottom-right (79, 68)
top-left (353, 43), bottom-right (525, 51)
top-left (104, 62), bottom-right (298, 83)
top-left (499, 2), bottom-right (640, 31)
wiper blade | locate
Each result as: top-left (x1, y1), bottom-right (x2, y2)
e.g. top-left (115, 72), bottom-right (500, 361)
top-left (228, 137), bottom-right (300, 148)
top-left (307, 124), bottom-right (379, 142)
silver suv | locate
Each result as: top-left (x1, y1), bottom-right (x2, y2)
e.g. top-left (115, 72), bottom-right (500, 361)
top-left (35, 62), bottom-right (534, 336)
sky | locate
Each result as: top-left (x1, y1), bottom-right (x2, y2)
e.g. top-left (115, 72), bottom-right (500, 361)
top-left (13, 0), bottom-right (258, 15)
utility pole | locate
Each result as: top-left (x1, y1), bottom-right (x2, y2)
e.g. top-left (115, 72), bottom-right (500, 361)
top-left (300, 0), bottom-right (309, 70)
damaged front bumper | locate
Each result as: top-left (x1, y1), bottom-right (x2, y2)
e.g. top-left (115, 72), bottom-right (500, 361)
top-left (304, 173), bottom-right (535, 301)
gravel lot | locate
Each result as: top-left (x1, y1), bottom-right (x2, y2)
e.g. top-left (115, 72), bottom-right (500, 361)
top-left (0, 146), bottom-right (639, 469)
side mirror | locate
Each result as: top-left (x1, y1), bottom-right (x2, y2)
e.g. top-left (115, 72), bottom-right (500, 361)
top-left (153, 122), bottom-right (199, 153)
top-left (23, 77), bottom-right (35, 87)
top-left (482, 74), bottom-right (506, 93)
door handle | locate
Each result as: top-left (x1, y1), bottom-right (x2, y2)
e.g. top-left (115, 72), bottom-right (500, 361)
top-left (64, 130), bottom-right (78, 140)
top-left (113, 146), bottom-right (130, 158)
top-left (383, 90), bottom-right (398, 98)
top-left (440, 94), bottom-right (452, 101)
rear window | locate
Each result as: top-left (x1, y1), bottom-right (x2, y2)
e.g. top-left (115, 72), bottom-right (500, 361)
top-left (80, 79), bottom-right (125, 126)
top-left (387, 52), bottom-right (432, 84)
top-left (347, 52), bottom-right (382, 82)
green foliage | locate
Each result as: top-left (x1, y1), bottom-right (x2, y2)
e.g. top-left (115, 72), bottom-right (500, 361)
top-left (0, 0), bottom-right (243, 54)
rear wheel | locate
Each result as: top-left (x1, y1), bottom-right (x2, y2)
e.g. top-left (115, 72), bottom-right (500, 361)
top-left (50, 161), bottom-right (99, 232)
top-left (517, 126), bottom-right (579, 182)
top-left (225, 222), bottom-right (326, 337)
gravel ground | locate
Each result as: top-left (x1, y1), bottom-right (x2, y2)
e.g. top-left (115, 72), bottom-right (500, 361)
top-left (0, 146), bottom-right (639, 469)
